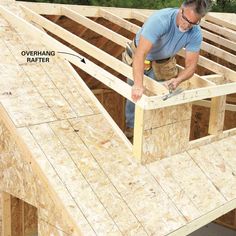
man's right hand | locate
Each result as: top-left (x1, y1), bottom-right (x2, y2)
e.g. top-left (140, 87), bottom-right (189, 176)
top-left (131, 85), bottom-right (144, 102)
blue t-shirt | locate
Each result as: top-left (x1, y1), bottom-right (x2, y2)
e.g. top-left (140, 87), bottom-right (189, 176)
top-left (136, 8), bottom-right (202, 61)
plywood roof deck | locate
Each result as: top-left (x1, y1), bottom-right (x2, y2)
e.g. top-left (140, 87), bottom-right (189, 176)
top-left (0, 1), bottom-right (236, 235)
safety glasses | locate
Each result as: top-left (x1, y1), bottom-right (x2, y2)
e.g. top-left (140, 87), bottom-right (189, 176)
top-left (181, 8), bottom-right (201, 25)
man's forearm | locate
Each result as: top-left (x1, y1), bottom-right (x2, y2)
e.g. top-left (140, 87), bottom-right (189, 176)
top-left (133, 55), bottom-right (145, 88)
top-left (176, 64), bottom-right (196, 83)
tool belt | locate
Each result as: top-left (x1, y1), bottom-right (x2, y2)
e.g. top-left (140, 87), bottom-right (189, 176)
top-left (122, 39), bottom-right (178, 81)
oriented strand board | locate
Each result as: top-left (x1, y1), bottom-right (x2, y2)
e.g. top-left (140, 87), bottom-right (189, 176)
top-left (38, 220), bottom-right (71, 236)
top-left (140, 103), bottom-right (192, 163)
top-left (28, 122), bottom-right (122, 235)
top-left (148, 152), bottom-right (226, 218)
top-left (18, 127), bottom-right (96, 236)
top-left (49, 119), bottom-right (147, 235)
top-left (0, 121), bottom-right (72, 234)
top-left (142, 120), bottom-right (191, 163)
top-left (69, 114), bottom-right (187, 235)
top-left (188, 143), bottom-right (236, 201)
top-left (143, 103), bottom-right (192, 130)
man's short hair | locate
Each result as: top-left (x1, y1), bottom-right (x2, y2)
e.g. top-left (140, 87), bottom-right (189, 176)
top-left (183, 0), bottom-right (212, 16)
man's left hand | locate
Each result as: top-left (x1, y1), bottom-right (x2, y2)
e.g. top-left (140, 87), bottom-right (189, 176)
top-left (164, 78), bottom-right (181, 91)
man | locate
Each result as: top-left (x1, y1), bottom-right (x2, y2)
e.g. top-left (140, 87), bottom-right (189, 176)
top-left (123, 0), bottom-right (211, 140)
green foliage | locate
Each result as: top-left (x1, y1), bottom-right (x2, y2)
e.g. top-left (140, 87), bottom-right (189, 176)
top-left (20, 0), bottom-right (236, 12)
top-left (211, 0), bottom-right (236, 12)
top-left (78, 0), bottom-right (182, 9)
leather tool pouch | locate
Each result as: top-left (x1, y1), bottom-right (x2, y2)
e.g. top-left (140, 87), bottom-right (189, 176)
top-left (152, 57), bottom-right (178, 81)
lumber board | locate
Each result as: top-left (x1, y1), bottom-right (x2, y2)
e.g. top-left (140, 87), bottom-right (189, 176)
top-left (19, 1), bottom-right (154, 18)
top-left (99, 8), bottom-right (139, 34)
top-left (205, 13), bottom-right (236, 32)
top-left (193, 100), bottom-right (236, 112)
top-left (202, 29), bottom-right (236, 52)
top-left (22, 5), bottom-right (167, 95)
top-left (201, 41), bottom-right (236, 65)
top-left (2, 192), bottom-right (11, 236)
top-left (201, 20), bottom-right (236, 42)
top-left (133, 106), bottom-right (144, 162)
top-left (145, 82), bottom-right (236, 110)
top-left (208, 96), bottom-right (226, 134)
top-left (188, 127), bottom-right (236, 150)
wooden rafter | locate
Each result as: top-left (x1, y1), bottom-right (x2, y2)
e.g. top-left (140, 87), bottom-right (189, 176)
top-left (99, 8), bottom-right (139, 34)
top-left (205, 13), bottom-right (236, 31)
top-left (1, 4), bottom-right (235, 111)
top-left (193, 100), bottom-right (236, 112)
top-left (202, 29), bottom-right (236, 52)
top-left (201, 20), bottom-right (236, 42)
top-left (22, 5), bottom-right (168, 95)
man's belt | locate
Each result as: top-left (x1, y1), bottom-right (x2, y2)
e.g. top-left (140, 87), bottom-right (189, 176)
top-left (155, 57), bottom-right (171, 63)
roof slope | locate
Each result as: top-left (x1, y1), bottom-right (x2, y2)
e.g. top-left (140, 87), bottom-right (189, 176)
top-left (0, 2), bottom-right (236, 236)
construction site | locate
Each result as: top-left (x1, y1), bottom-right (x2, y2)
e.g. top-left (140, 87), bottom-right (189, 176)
top-left (0, 0), bottom-right (236, 235)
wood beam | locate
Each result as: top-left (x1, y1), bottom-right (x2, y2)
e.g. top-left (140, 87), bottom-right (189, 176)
top-left (99, 8), bottom-right (139, 34)
top-left (177, 65), bottom-right (216, 88)
top-left (21, 5), bottom-right (167, 95)
top-left (61, 6), bottom-right (128, 47)
top-left (133, 106), bottom-right (144, 162)
top-left (201, 20), bottom-right (236, 42)
top-left (19, 1), bottom-right (155, 17)
top-left (202, 29), bottom-right (236, 52)
top-left (205, 14), bottom-right (236, 32)
top-left (2, 192), bottom-right (11, 236)
top-left (201, 41), bottom-right (236, 65)
top-left (193, 100), bottom-right (236, 112)
top-left (188, 128), bottom-right (236, 150)
top-left (2, 5), bottom-right (151, 107)
top-left (178, 49), bottom-right (236, 82)
top-left (131, 10), bottom-right (148, 23)
top-left (145, 82), bottom-right (236, 110)
top-left (208, 96), bottom-right (226, 135)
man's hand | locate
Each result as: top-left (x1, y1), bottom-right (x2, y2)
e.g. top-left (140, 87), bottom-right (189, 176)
top-left (131, 85), bottom-right (144, 102)
top-left (164, 78), bottom-right (181, 90)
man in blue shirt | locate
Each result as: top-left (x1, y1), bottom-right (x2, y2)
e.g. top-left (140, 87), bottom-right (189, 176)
top-left (124, 0), bottom-right (211, 139)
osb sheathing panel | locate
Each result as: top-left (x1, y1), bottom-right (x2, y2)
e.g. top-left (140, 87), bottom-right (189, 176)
top-left (0, 121), bottom-right (79, 234)
top-left (48, 119), bottom-right (147, 235)
top-left (147, 152), bottom-right (226, 220)
top-left (143, 103), bottom-right (192, 130)
top-left (38, 220), bottom-right (71, 236)
top-left (18, 127), bottom-right (96, 236)
top-left (0, 19), bottom-right (98, 128)
top-left (188, 142), bottom-right (236, 201)
top-left (28, 123), bottom-right (123, 235)
top-left (143, 120), bottom-right (191, 163)
top-left (142, 104), bottom-right (192, 163)
top-left (69, 114), bottom-right (187, 235)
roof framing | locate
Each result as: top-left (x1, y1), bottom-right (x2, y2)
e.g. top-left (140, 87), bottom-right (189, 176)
top-left (1, 2), bottom-right (236, 235)
top-left (0, 4), bottom-right (235, 110)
